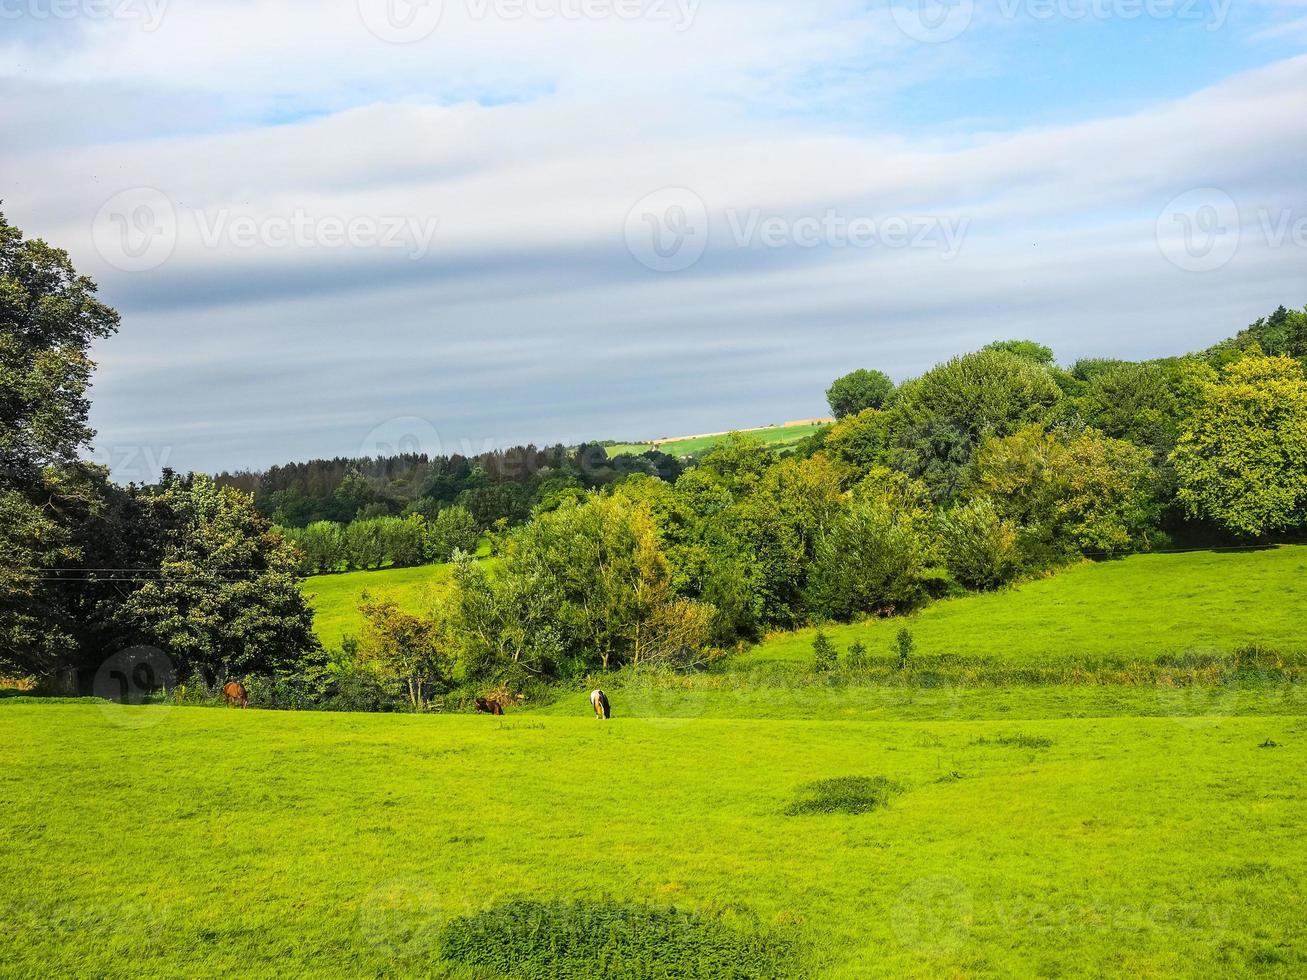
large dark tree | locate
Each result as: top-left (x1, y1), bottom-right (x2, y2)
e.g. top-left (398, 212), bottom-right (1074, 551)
top-left (1, 210), bottom-right (119, 675)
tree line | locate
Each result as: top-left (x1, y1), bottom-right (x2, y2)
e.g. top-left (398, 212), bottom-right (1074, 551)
top-left (3, 208), bottom-right (1304, 709)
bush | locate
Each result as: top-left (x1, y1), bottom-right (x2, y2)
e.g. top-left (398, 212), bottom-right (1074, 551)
top-left (937, 496), bottom-right (1020, 590)
top-left (811, 631), bottom-right (837, 672)
top-left (437, 899), bottom-right (797, 979)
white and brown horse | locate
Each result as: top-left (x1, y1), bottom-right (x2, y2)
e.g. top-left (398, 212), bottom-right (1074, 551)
top-left (590, 689), bottom-right (611, 719)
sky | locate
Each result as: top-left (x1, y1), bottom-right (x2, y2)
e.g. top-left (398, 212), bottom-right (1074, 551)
top-left (2, 0), bottom-right (1306, 479)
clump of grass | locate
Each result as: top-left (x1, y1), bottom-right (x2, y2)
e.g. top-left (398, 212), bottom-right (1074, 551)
top-left (436, 898), bottom-right (797, 978)
top-left (1259, 739), bottom-right (1282, 749)
top-left (972, 733), bottom-right (1053, 750)
top-left (784, 776), bottom-right (904, 816)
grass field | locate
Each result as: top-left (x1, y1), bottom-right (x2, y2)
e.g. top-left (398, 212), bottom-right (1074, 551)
top-left (302, 564), bottom-right (457, 649)
top-left (742, 547), bottom-right (1307, 669)
top-left (7, 546), bottom-right (1307, 977)
top-left (607, 421), bottom-right (829, 458)
top-left (3, 703), bottom-right (1305, 977)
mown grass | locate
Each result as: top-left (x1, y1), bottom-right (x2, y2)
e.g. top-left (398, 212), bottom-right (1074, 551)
top-left (742, 547), bottom-right (1307, 669)
top-left (607, 422), bottom-right (828, 459)
top-left (302, 564), bottom-right (457, 649)
top-left (3, 703), bottom-right (1306, 976)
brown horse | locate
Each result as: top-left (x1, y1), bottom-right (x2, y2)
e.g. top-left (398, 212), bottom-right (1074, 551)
top-left (222, 681), bottom-right (248, 709)
top-left (474, 697), bottom-right (504, 716)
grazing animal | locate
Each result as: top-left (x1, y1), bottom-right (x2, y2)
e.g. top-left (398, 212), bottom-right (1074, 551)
top-left (590, 689), bottom-right (611, 720)
top-left (222, 681), bottom-right (248, 709)
top-left (474, 697), bottom-right (504, 716)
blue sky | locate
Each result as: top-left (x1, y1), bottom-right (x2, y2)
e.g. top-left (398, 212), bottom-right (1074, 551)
top-left (1, 0), bottom-right (1305, 477)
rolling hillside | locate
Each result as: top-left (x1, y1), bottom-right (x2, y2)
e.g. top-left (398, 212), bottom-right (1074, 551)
top-left (607, 420), bottom-right (830, 458)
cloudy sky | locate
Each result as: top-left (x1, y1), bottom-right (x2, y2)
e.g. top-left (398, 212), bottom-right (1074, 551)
top-left (3, 0), bottom-right (1305, 478)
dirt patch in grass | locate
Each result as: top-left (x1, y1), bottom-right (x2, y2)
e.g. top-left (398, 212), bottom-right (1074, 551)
top-left (437, 898), bottom-right (799, 978)
top-left (784, 776), bottom-right (904, 816)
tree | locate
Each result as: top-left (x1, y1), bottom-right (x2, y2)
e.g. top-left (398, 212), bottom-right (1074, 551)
top-left (805, 477), bottom-right (935, 622)
top-left (937, 496), bottom-right (1020, 590)
top-left (971, 425), bottom-right (1158, 565)
top-left (357, 598), bottom-right (451, 710)
top-left (1, 210), bottom-right (118, 676)
top-left (884, 349), bottom-right (1063, 501)
top-left (112, 475), bottom-right (320, 681)
top-left (826, 368), bottom-right (896, 419)
top-left (821, 409), bottom-right (891, 484)
top-left (985, 340), bottom-right (1055, 365)
top-left (1171, 355), bottom-right (1307, 537)
top-left (427, 505), bottom-right (478, 562)
top-left (811, 631), bottom-right (837, 671)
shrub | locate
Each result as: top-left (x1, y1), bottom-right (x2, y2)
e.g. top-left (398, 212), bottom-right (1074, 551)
top-left (785, 776), bottom-right (904, 815)
top-left (811, 631), bottom-right (837, 672)
top-left (437, 899), bottom-right (797, 979)
top-left (937, 496), bottom-right (1020, 590)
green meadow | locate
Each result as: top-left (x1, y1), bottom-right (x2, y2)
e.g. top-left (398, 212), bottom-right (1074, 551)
top-left (303, 564), bottom-right (457, 649)
top-left (6, 546), bottom-right (1307, 977)
top-left (3, 703), bottom-right (1305, 977)
top-left (607, 421), bottom-right (829, 459)
top-left (742, 547), bottom-right (1307, 669)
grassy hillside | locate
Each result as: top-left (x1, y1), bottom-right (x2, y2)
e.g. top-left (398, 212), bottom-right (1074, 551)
top-left (4, 703), bottom-right (1305, 977)
top-left (607, 421), bottom-right (828, 458)
top-left (742, 547), bottom-right (1307, 669)
top-left (303, 564), bottom-right (457, 649)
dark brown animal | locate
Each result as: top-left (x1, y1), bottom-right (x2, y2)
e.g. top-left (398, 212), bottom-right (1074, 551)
top-left (222, 681), bottom-right (248, 709)
top-left (474, 697), bottom-right (504, 715)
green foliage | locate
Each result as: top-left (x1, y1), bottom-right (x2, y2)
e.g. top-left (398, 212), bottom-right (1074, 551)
top-left (936, 496), bottom-right (1020, 589)
top-left (1171, 355), bottom-right (1307, 537)
top-left (970, 425), bottom-right (1158, 566)
top-left (427, 504), bottom-right (478, 561)
top-left (985, 339), bottom-right (1055, 365)
top-left (785, 775), bottom-right (904, 815)
top-left (846, 641), bottom-right (867, 669)
top-left (805, 475), bottom-right (935, 622)
top-left (820, 408), bottom-right (891, 482)
top-left (825, 368), bottom-right (896, 419)
top-left (111, 475), bottom-right (320, 681)
top-left (357, 597), bottom-right (452, 709)
top-left (811, 630), bottom-right (837, 672)
top-left (437, 899), bottom-right (798, 979)
top-left (895, 628), bottom-right (914, 668)
top-left (884, 349), bottom-right (1064, 500)
top-left (0, 211), bottom-right (118, 674)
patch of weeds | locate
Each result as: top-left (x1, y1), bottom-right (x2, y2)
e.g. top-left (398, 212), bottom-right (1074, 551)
top-left (971, 733), bottom-right (1053, 750)
top-left (436, 898), bottom-right (798, 979)
top-left (1223, 861), bottom-right (1273, 880)
top-left (934, 771), bottom-right (966, 783)
top-left (498, 722), bottom-right (547, 731)
top-left (784, 776), bottom-right (904, 816)
top-left (1259, 739), bottom-right (1282, 748)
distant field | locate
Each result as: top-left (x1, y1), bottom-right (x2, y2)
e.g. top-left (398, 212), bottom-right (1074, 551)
top-left (608, 421), bottom-right (830, 458)
top-left (303, 564), bottom-right (456, 649)
top-left (4, 703), bottom-right (1305, 976)
top-left (741, 547), bottom-right (1307, 669)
